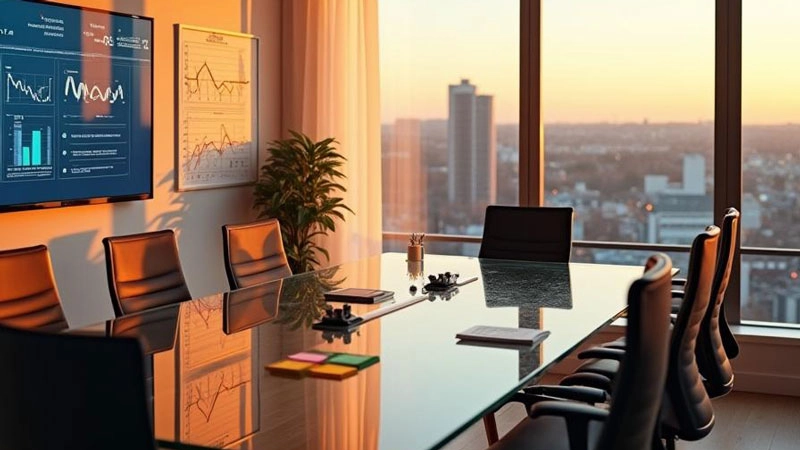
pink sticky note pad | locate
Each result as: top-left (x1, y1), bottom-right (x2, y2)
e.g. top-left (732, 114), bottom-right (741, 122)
top-left (288, 352), bottom-right (331, 364)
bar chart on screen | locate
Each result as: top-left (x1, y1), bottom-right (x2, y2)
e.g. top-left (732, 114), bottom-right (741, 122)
top-left (2, 114), bottom-right (55, 181)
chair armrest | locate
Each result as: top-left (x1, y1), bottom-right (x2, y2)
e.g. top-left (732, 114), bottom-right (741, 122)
top-left (522, 385), bottom-right (608, 405)
top-left (529, 401), bottom-right (610, 450)
top-left (671, 278), bottom-right (687, 286)
top-left (560, 372), bottom-right (613, 393)
top-left (601, 339), bottom-right (626, 350)
top-left (577, 347), bottom-right (625, 361)
top-left (529, 401), bottom-right (609, 422)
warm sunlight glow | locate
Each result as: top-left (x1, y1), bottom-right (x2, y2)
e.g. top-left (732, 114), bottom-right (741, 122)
top-left (379, 0), bottom-right (519, 123)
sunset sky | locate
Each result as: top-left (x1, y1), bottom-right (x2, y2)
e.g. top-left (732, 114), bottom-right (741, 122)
top-left (379, 0), bottom-right (800, 125)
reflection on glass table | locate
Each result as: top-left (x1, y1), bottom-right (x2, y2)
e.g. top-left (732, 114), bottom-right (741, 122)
top-left (72, 253), bottom-right (648, 450)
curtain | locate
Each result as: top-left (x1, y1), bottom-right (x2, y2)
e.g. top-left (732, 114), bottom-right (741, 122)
top-left (282, 0), bottom-right (382, 267)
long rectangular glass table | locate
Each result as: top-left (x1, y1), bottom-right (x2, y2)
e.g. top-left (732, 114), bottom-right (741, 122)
top-left (74, 253), bottom-right (648, 450)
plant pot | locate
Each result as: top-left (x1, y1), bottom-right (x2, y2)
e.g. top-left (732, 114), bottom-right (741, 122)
top-left (407, 245), bottom-right (424, 262)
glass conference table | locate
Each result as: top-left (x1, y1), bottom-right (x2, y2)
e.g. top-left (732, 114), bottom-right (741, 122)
top-left (75, 253), bottom-right (648, 450)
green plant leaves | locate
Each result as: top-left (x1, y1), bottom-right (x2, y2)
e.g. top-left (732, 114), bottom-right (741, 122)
top-left (253, 130), bottom-right (352, 273)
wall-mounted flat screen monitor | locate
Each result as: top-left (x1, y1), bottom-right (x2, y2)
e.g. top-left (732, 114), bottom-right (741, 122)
top-left (0, 0), bottom-right (153, 212)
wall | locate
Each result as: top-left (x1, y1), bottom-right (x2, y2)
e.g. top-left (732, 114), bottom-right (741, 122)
top-left (0, 0), bottom-right (281, 327)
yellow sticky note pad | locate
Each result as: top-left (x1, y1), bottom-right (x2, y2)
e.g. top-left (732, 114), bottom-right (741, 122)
top-left (265, 359), bottom-right (315, 378)
top-left (308, 364), bottom-right (358, 380)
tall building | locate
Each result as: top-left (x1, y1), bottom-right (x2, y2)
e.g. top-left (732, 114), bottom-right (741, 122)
top-left (381, 119), bottom-right (427, 231)
top-left (447, 79), bottom-right (496, 206)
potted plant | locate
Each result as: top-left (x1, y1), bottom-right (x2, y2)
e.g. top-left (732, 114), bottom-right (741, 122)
top-left (253, 130), bottom-right (352, 273)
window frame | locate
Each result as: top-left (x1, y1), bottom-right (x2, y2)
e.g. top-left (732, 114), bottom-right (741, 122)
top-left (382, 0), bottom-right (800, 328)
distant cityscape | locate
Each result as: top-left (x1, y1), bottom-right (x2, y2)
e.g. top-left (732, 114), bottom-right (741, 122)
top-left (381, 79), bottom-right (800, 326)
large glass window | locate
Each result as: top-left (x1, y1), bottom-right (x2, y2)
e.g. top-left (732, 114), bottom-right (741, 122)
top-left (540, 0), bottom-right (714, 272)
top-left (379, 0), bottom-right (519, 255)
top-left (742, 1), bottom-right (800, 325)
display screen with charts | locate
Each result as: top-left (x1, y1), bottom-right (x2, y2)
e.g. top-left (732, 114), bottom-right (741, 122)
top-left (0, 0), bottom-right (153, 212)
top-left (176, 24), bottom-right (258, 191)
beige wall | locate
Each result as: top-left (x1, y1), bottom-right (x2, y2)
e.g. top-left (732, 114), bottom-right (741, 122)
top-left (0, 0), bottom-right (281, 327)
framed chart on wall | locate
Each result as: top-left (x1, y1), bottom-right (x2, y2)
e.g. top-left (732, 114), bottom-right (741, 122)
top-left (176, 25), bottom-right (259, 191)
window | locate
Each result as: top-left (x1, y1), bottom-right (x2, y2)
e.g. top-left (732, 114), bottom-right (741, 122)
top-left (378, 1), bottom-right (800, 329)
top-left (379, 0), bottom-right (519, 256)
top-left (741, 1), bottom-right (800, 325)
top-left (539, 0), bottom-right (714, 273)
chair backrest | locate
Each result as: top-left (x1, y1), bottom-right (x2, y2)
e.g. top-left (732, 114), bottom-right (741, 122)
top-left (663, 226), bottom-right (720, 441)
top-left (478, 206), bottom-right (574, 262)
top-left (222, 218), bottom-right (292, 290)
top-left (0, 245), bottom-right (68, 332)
top-left (598, 253), bottom-right (673, 450)
top-left (0, 324), bottom-right (156, 450)
top-left (696, 207), bottom-right (740, 397)
top-left (103, 230), bottom-right (192, 317)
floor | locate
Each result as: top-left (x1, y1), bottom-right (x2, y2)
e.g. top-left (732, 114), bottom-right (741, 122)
top-left (443, 390), bottom-right (800, 450)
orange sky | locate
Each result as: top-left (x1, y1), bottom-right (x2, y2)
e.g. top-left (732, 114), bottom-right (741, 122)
top-left (379, 0), bottom-right (800, 125)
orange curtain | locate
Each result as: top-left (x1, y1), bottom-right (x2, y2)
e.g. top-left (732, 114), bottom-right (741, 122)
top-left (282, 0), bottom-right (383, 267)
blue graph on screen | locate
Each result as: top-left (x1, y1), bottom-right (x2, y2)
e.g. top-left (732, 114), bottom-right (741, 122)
top-left (0, 1), bottom-right (152, 210)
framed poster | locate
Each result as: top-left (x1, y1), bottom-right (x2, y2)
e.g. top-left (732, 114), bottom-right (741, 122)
top-left (176, 25), bottom-right (259, 191)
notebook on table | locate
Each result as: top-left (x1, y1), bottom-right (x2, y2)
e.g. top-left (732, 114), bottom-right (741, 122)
top-left (456, 325), bottom-right (550, 348)
top-left (288, 351), bottom-right (332, 364)
top-left (265, 360), bottom-right (316, 378)
top-left (324, 288), bottom-right (394, 304)
top-left (308, 364), bottom-right (358, 380)
top-left (326, 353), bottom-right (380, 370)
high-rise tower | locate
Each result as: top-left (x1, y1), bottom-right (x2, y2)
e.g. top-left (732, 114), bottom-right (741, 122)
top-left (447, 79), bottom-right (496, 206)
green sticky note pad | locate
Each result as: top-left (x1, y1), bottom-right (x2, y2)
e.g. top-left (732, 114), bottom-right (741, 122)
top-left (326, 353), bottom-right (380, 370)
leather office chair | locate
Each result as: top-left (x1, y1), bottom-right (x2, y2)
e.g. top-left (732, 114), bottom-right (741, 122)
top-left (567, 226), bottom-right (720, 383)
top-left (479, 206), bottom-right (574, 262)
top-left (583, 209), bottom-right (740, 399)
top-left (0, 245), bottom-right (68, 332)
top-left (695, 208), bottom-right (739, 397)
top-left (222, 218), bottom-right (292, 290)
top-left (0, 324), bottom-right (156, 450)
top-left (563, 227), bottom-right (720, 450)
top-left (487, 253), bottom-right (674, 450)
top-left (103, 230), bottom-right (192, 317)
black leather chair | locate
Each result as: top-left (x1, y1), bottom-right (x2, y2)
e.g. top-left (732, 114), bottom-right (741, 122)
top-left (563, 227), bottom-right (720, 450)
top-left (694, 208), bottom-right (739, 397)
top-left (567, 226), bottom-right (720, 383)
top-left (583, 209), bottom-right (740, 399)
top-left (0, 324), bottom-right (156, 450)
top-left (103, 230), bottom-right (192, 317)
top-left (0, 245), bottom-right (68, 332)
top-left (487, 253), bottom-right (674, 450)
top-left (222, 218), bottom-right (292, 290)
top-left (479, 206), bottom-right (574, 262)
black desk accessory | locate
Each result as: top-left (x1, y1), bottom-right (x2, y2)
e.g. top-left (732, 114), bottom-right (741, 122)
top-left (312, 304), bottom-right (363, 331)
top-left (424, 272), bottom-right (459, 291)
top-left (422, 273), bottom-right (478, 294)
top-left (312, 294), bottom-right (429, 333)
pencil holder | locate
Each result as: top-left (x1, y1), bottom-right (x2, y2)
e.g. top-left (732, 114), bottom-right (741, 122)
top-left (407, 244), bottom-right (424, 262)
